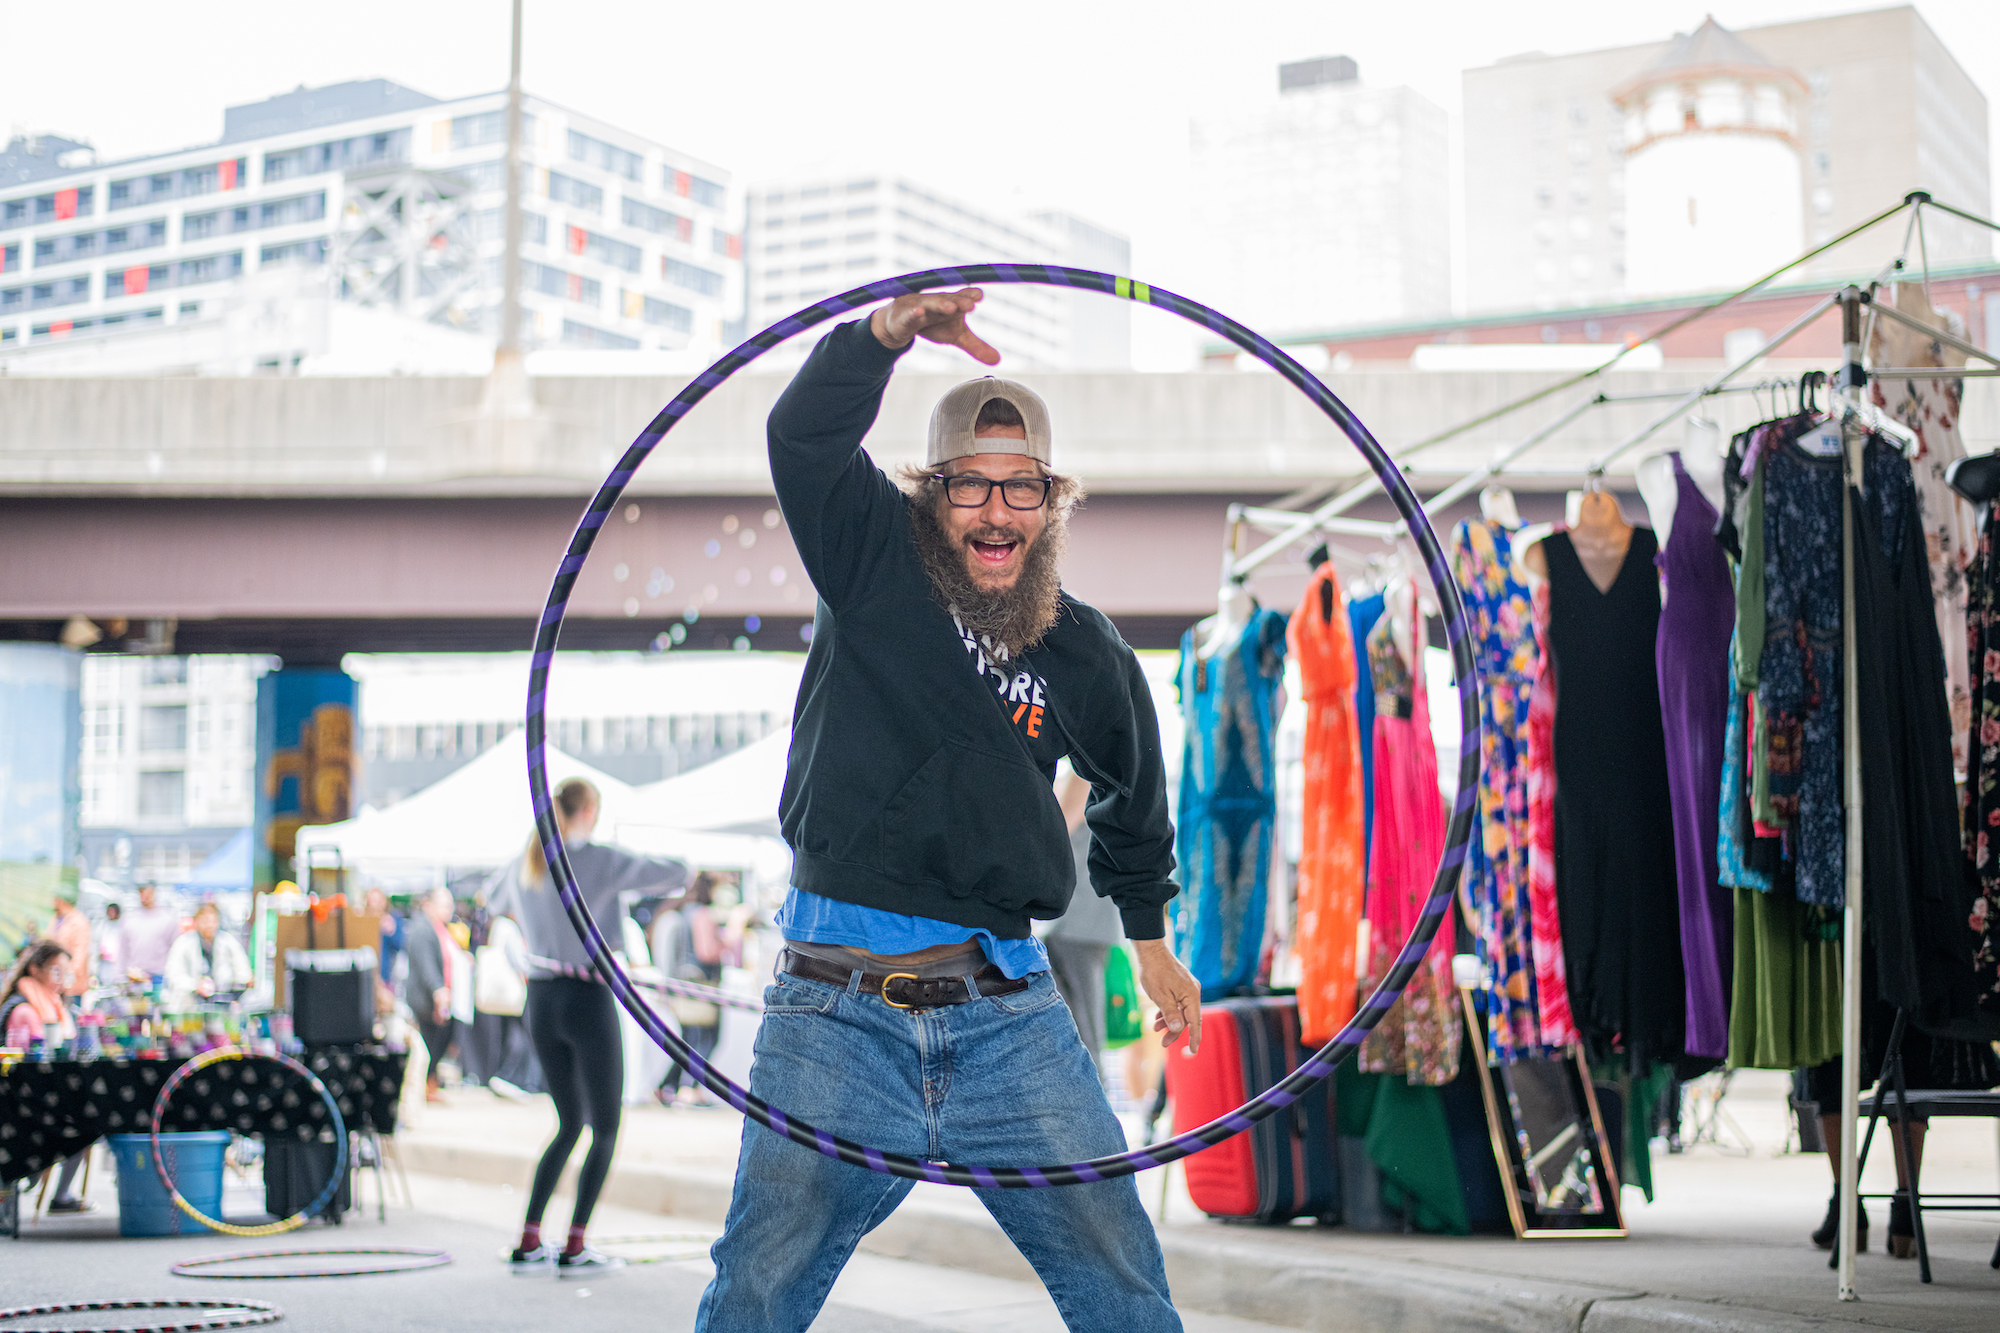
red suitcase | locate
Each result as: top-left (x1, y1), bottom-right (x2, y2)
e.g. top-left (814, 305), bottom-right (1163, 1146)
top-left (1165, 1002), bottom-right (1258, 1218)
top-left (1166, 996), bottom-right (1340, 1223)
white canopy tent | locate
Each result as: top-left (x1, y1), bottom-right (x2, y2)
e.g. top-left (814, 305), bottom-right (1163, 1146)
top-left (296, 742), bottom-right (787, 888)
top-left (620, 728), bottom-right (791, 838)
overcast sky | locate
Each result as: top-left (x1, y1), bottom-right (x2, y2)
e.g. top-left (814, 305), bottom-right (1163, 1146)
top-left (4, 0), bottom-right (1996, 366)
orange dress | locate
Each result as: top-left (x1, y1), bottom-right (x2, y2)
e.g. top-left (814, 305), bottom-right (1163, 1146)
top-left (1288, 563), bottom-right (1367, 1045)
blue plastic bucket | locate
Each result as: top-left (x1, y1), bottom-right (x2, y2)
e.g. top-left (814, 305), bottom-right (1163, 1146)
top-left (107, 1131), bottom-right (230, 1237)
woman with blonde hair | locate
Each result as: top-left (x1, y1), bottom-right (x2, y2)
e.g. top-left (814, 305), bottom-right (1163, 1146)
top-left (492, 776), bottom-right (688, 1277)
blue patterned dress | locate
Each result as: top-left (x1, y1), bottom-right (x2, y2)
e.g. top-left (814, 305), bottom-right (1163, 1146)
top-left (1172, 607), bottom-right (1289, 999)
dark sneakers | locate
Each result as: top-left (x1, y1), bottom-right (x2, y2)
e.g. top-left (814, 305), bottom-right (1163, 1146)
top-left (556, 1246), bottom-right (626, 1278)
top-left (507, 1243), bottom-right (554, 1272)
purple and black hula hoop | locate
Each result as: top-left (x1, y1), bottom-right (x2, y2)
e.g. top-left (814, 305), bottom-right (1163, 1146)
top-left (526, 265), bottom-right (1480, 1188)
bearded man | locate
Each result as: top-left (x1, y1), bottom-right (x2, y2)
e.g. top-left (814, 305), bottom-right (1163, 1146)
top-left (695, 289), bottom-right (1201, 1332)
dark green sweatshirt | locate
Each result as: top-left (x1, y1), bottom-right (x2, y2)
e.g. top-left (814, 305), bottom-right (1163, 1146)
top-left (771, 318), bottom-right (1178, 940)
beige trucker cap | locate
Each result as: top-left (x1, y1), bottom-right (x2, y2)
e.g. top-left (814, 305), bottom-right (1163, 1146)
top-left (926, 377), bottom-right (1052, 468)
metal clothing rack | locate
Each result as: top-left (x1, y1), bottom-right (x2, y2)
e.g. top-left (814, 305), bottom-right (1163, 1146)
top-left (1213, 192), bottom-right (2000, 1303)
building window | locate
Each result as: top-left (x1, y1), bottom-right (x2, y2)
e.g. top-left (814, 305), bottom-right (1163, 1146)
top-left (175, 252), bottom-right (245, 287)
top-left (847, 206), bottom-right (875, 219)
top-left (846, 179), bottom-right (876, 193)
top-left (450, 110), bottom-right (536, 149)
top-left (138, 770), bottom-right (185, 820)
top-left (10, 275), bottom-right (92, 309)
top-left (519, 260), bottom-right (601, 306)
top-left (566, 225), bottom-right (642, 273)
top-left (107, 164), bottom-right (241, 211)
top-left (567, 129), bottom-right (642, 182)
top-left (625, 290), bottom-right (691, 330)
top-left (1, 185), bottom-right (97, 224)
top-left (1, 243), bottom-right (15, 273)
top-left (665, 168), bottom-right (725, 210)
top-left (711, 229), bottom-right (739, 259)
top-left (661, 256), bottom-right (724, 298)
top-left (547, 171), bottom-right (604, 214)
top-left (622, 197), bottom-right (693, 242)
top-left (264, 133), bottom-right (405, 184)
top-left (139, 704), bottom-right (188, 752)
top-left (260, 238), bottom-right (328, 266)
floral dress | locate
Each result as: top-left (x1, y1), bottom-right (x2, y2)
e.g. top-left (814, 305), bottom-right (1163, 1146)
top-left (1962, 503), bottom-right (2000, 1016)
top-left (1357, 588), bottom-right (1460, 1085)
top-left (1449, 518), bottom-right (1541, 1060)
top-left (1525, 577), bottom-right (1579, 1047)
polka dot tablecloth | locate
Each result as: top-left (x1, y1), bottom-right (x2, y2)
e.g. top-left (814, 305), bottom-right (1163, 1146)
top-left (0, 1048), bottom-right (405, 1184)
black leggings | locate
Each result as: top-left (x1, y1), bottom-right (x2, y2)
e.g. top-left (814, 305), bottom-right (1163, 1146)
top-left (524, 978), bottom-right (624, 1230)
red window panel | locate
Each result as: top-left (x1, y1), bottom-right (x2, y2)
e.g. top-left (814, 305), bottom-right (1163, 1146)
top-left (220, 159), bottom-right (238, 191)
top-left (567, 225), bottom-right (587, 256)
top-left (566, 273), bottom-right (583, 302)
top-left (675, 216), bottom-right (693, 243)
top-left (54, 189), bottom-right (78, 221)
top-left (124, 265), bottom-right (150, 295)
top-left (673, 171), bottom-right (691, 199)
top-left (49, 320), bottom-right (73, 338)
top-left (726, 234), bottom-right (742, 260)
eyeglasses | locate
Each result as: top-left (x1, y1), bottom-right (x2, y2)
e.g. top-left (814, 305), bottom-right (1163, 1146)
top-left (932, 474), bottom-right (1053, 510)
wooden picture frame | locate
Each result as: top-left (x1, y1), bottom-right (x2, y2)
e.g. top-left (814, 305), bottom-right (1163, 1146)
top-left (1458, 988), bottom-right (1627, 1240)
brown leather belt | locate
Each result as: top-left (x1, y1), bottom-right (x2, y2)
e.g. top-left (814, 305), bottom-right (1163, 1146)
top-left (776, 946), bottom-right (1032, 1009)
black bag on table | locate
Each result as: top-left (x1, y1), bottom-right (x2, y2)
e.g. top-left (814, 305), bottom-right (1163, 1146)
top-left (288, 910), bottom-right (376, 1049)
top-left (264, 1135), bottom-right (351, 1223)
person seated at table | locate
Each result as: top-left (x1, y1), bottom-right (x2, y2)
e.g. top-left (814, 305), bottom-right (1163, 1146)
top-left (1, 942), bottom-right (92, 1213)
top-left (163, 903), bottom-right (253, 1007)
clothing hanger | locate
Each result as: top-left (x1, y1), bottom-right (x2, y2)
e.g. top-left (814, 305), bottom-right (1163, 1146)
top-left (1478, 485), bottom-right (1522, 528)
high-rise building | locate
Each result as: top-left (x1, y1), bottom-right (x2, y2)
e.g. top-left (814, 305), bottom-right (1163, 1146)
top-left (0, 79), bottom-right (744, 373)
top-left (1463, 7), bottom-right (1991, 313)
top-left (743, 174), bottom-right (1131, 371)
top-left (1188, 58), bottom-right (1451, 337)
top-left (78, 654), bottom-right (261, 887)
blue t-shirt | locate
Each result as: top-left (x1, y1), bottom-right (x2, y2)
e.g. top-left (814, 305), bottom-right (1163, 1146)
top-left (776, 888), bottom-right (1050, 980)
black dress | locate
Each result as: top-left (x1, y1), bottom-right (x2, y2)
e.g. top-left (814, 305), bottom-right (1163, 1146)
top-left (1545, 528), bottom-right (1687, 1065)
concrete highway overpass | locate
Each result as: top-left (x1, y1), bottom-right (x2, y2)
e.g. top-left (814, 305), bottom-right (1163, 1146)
top-left (7, 363), bottom-right (1993, 658)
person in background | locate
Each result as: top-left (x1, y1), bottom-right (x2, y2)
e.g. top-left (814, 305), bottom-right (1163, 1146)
top-left (403, 887), bottom-right (464, 1104)
top-left (656, 871), bottom-right (731, 1107)
top-left (1039, 769), bottom-right (1128, 1080)
top-left (46, 889), bottom-right (92, 998)
top-left (121, 882), bottom-right (183, 981)
top-left (163, 903), bottom-right (253, 1007)
top-left (364, 886), bottom-right (407, 1008)
top-left (492, 776), bottom-right (688, 1276)
top-left (1, 942), bottom-right (91, 1212)
top-left (98, 902), bottom-right (125, 985)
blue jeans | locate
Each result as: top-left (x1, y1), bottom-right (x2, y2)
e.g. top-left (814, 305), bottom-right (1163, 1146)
top-left (695, 968), bottom-right (1180, 1332)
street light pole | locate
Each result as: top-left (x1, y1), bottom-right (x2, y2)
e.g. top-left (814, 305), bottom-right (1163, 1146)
top-left (497, 0), bottom-right (526, 370)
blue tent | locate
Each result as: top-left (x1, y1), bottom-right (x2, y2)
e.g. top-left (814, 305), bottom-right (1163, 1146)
top-left (179, 828), bottom-right (252, 894)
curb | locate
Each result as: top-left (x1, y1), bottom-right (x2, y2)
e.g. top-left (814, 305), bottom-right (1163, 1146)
top-left (395, 1134), bottom-right (1907, 1333)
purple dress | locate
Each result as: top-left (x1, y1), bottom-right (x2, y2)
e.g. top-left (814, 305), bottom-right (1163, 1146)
top-left (1654, 452), bottom-right (1736, 1060)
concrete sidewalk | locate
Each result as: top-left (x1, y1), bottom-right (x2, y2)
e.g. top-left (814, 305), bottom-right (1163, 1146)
top-left (392, 1070), bottom-right (2000, 1332)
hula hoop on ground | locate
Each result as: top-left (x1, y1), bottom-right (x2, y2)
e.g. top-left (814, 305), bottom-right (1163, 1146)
top-left (170, 1248), bottom-right (451, 1280)
top-left (0, 1299), bottom-right (282, 1333)
top-left (591, 1233), bottom-right (719, 1264)
top-left (528, 265), bottom-right (1481, 1188)
top-left (151, 1048), bottom-right (348, 1237)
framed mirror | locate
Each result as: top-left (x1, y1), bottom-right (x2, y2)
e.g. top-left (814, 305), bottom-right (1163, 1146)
top-left (1458, 990), bottom-right (1626, 1239)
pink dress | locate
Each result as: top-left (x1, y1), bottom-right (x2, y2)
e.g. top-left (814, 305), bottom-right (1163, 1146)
top-left (1525, 578), bottom-right (1579, 1046)
top-left (1357, 591), bottom-right (1461, 1085)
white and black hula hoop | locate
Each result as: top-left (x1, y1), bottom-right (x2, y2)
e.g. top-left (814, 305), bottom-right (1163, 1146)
top-left (0, 1300), bottom-right (282, 1333)
top-left (170, 1248), bottom-right (451, 1280)
top-left (527, 266), bottom-right (1480, 1188)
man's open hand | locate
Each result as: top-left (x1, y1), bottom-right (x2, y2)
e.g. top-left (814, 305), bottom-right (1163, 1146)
top-left (870, 288), bottom-right (999, 366)
top-left (1132, 937), bottom-right (1202, 1053)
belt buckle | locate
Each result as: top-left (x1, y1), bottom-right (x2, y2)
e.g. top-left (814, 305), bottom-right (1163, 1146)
top-left (880, 972), bottom-right (920, 1009)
